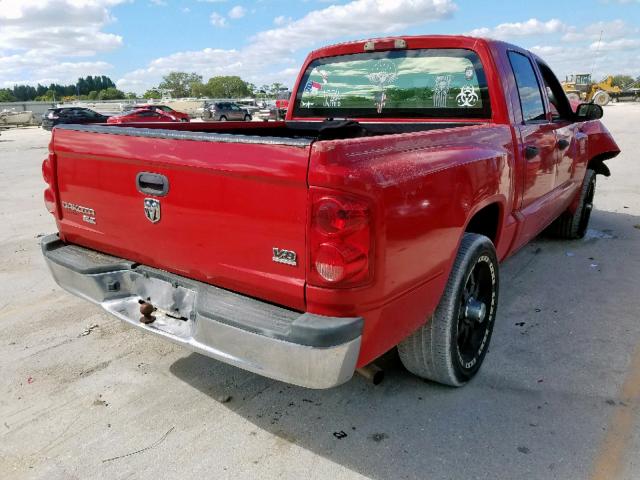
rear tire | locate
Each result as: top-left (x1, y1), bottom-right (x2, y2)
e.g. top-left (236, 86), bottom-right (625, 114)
top-left (219, 116), bottom-right (227, 122)
top-left (244, 114), bottom-right (252, 121)
top-left (547, 169), bottom-right (596, 239)
top-left (398, 233), bottom-right (499, 387)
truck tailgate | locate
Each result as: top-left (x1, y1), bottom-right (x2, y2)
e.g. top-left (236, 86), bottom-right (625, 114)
top-left (52, 125), bottom-right (311, 311)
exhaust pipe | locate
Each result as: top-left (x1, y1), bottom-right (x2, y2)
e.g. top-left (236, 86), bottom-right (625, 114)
top-left (356, 364), bottom-right (384, 385)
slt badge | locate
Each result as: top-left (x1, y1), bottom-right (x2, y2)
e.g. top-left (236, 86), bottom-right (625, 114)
top-left (144, 198), bottom-right (161, 223)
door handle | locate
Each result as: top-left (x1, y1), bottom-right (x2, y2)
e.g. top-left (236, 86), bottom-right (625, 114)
top-left (524, 145), bottom-right (539, 160)
top-left (136, 172), bottom-right (169, 196)
top-left (557, 139), bottom-right (570, 150)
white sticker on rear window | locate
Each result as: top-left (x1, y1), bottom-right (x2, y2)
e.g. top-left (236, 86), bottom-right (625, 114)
top-left (456, 85), bottom-right (479, 107)
top-left (433, 75), bottom-right (452, 108)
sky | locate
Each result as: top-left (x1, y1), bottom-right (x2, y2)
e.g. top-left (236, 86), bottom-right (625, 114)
top-left (0, 0), bottom-right (639, 93)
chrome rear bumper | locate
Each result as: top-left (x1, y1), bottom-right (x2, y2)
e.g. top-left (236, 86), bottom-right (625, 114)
top-left (41, 235), bottom-right (362, 389)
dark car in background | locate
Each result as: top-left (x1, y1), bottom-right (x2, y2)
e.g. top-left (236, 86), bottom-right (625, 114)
top-left (41, 107), bottom-right (110, 131)
top-left (201, 102), bottom-right (252, 121)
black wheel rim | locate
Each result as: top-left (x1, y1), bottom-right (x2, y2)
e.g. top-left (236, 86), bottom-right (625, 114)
top-left (578, 178), bottom-right (595, 236)
top-left (456, 257), bottom-right (495, 370)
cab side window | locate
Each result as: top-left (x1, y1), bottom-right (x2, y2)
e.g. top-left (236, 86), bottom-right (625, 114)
top-left (508, 51), bottom-right (546, 123)
top-left (537, 61), bottom-right (574, 121)
top-left (82, 109), bottom-right (99, 119)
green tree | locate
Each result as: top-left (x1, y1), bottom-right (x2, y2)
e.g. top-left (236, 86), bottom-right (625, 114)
top-left (204, 76), bottom-right (251, 98)
top-left (190, 81), bottom-right (207, 98)
top-left (269, 82), bottom-right (285, 95)
top-left (97, 87), bottom-right (126, 100)
top-left (77, 77), bottom-right (88, 95)
top-left (158, 72), bottom-right (202, 98)
top-left (12, 85), bottom-right (37, 101)
top-left (143, 89), bottom-right (162, 99)
top-left (35, 90), bottom-right (56, 102)
top-left (0, 88), bottom-right (16, 102)
top-left (2, 77), bottom-right (119, 101)
top-left (611, 74), bottom-right (636, 88)
top-left (86, 76), bottom-right (96, 92)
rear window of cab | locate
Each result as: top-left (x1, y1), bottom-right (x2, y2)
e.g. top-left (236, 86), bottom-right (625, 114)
top-left (292, 48), bottom-right (490, 119)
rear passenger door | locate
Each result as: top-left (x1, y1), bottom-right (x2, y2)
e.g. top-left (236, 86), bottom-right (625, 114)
top-left (536, 61), bottom-right (581, 191)
top-left (229, 104), bottom-right (243, 120)
top-left (76, 109), bottom-right (95, 124)
top-left (508, 51), bottom-right (561, 238)
top-left (219, 103), bottom-right (230, 120)
top-left (59, 109), bottom-right (77, 125)
top-left (509, 51), bottom-right (557, 209)
top-left (138, 110), bottom-right (166, 122)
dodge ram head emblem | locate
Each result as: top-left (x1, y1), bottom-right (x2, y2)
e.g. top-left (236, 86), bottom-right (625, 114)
top-left (143, 198), bottom-right (161, 223)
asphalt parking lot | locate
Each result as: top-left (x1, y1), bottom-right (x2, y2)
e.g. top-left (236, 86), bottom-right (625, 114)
top-left (1, 105), bottom-right (639, 480)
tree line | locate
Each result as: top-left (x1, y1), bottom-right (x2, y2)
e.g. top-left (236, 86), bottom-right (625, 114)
top-left (142, 71), bottom-right (288, 99)
top-left (0, 72), bottom-right (637, 104)
top-left (610, 75), bottom-right (640, 89)
top-left (0, 75), bottom-right (131, 102)
top-left (146, 72), bottom-right (640, 99)
top-left (0, 71), bottom-right (288, 103)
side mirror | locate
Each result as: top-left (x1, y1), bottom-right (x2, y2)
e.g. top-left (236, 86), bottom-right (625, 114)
top-left (575, 103), bottom-right (603, 120)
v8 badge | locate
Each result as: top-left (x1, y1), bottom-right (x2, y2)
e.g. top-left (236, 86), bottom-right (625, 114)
top-left (272, 247), bottom-right (297, 266)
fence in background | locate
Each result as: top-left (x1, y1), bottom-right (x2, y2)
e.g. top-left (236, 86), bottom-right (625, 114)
top-left (0, 97), bottom-right (265, 124)
top-left (0, 101), bottom-right (54, 119)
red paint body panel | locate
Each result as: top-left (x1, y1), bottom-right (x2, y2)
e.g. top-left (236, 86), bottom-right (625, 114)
top-left (46, 36), bottom-right (621, 369)
top-left (306, 124), bottom-right (514, 364)
top-left (53, 129), bottom-right (310, 311)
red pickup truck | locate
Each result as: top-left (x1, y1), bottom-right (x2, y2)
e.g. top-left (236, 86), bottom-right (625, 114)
top-left (41, 36), bottom-right (619, 388)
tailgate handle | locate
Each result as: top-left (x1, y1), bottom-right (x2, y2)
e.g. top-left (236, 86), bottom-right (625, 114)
top-left (136, 172), bottom-right (169, 196)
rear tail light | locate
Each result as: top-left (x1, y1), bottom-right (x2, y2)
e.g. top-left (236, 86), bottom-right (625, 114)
top-left (42, 146), bottom-right (57, 215)
top-left (308, 188), bottom-right (373, 287)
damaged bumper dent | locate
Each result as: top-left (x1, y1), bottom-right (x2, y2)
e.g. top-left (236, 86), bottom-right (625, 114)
top-left (41, 234), bottom-right (362, 389)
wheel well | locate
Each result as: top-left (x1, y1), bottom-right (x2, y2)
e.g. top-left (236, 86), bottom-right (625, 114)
top-left (465, 203), bottom-right (500, 244)
top-left (588, 153), bottom-right (615, 177)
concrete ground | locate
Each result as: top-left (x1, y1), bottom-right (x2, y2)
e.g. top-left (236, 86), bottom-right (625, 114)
top-left (1, 104), bottom-right (639, 480)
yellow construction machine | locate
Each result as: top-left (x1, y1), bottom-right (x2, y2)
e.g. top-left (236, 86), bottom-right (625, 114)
top-left (561, 74), bottom-right (621, 106)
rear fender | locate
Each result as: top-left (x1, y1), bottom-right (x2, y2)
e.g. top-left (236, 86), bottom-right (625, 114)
top-left (307, 130), bottom-right (514, 366)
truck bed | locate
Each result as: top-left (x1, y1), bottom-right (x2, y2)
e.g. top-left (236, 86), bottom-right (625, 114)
top-left (59, 119), bottom-right (478, 142)
top-left (49, 119), bottom-right (497, 314)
